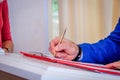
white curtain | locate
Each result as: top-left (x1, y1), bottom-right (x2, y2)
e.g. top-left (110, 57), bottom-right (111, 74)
top-left (49, 0), bottom-right (120, 44)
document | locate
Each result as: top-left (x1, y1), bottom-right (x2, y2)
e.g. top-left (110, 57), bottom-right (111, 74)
top-left (20, 51), bottom-right (120, 76)
top-left (0, 48), bottom-right (5, 55)
top-left (0, 52), bottom-right (120, 80)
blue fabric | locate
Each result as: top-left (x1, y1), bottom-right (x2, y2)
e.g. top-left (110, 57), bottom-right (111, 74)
top-left (78, 18), bottom-right (120, 64)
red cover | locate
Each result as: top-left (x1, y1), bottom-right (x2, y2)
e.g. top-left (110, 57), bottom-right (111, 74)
top-left (20, 51), bottom-right (120, 76)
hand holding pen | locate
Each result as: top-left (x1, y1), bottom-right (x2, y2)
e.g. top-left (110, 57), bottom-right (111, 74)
top-left (53, 27), bottom-right (67, 56)
top-left (49, 27), bottom-right (80, 60)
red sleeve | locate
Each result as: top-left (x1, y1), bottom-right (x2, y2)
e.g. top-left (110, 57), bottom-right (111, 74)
top-left (2, 0), bottom-right (12, 42)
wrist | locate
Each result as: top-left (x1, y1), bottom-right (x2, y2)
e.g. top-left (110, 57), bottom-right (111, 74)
top-left (72, 45), bottom-right (81, 61)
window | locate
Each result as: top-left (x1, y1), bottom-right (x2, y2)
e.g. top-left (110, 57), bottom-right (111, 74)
top-left (51, 0), bottom-right (59, 39)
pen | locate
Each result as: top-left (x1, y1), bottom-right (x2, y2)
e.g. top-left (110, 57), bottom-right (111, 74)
top-left (53, 27), bottom-right (67, 56)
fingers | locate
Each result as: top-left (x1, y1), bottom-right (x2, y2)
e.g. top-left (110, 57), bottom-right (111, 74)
top-left (49, 37), bottom-right (79, 61)
top-left (55, 52), bottom-right (67, 59)
top-left (55, 42), bottom-right (78, 55)
top-left (49, 37), bottom-right (60, 54)
top-left (49, 37), bottom-right (69, 54)
top-left (55, 52), bottom-right (75, 60)
top-left (105, 61), bottom-right (120, 69)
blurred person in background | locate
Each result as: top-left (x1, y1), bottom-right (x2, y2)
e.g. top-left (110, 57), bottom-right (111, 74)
top-left (0, 0), bottom-right (13, 53)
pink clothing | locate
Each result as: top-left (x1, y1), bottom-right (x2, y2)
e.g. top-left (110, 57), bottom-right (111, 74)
top-left (0, 0), bottom-right (12, 47)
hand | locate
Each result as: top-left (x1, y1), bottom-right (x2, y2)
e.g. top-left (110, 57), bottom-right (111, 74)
top-left (2, 40), bottom-right (14, 53)
top-left (49, 37), bottom-right (79, 60)
top-left (105, 61), bottom-right (120, 69)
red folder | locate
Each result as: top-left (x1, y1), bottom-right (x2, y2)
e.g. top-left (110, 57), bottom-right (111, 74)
top-left (20, 51), bottom-right (120, 76)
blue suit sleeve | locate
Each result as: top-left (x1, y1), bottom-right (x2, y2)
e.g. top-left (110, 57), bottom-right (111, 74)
top-left (78, 18), bottom-right (120, 64)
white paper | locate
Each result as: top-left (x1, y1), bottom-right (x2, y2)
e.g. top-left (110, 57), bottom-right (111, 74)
top-left (42, 66), bottom-right (120, 80)
top-left (0, 48), bottom-right (5, 55)
top-left (0, 53), bottom-right (120, 80)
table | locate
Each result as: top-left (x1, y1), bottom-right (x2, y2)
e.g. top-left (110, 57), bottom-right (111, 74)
top-left (0, 53), bottom-right (120, 80)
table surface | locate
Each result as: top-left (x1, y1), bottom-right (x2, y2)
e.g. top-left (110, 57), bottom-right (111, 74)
top-left (0, 53), bottom-right (120, 80)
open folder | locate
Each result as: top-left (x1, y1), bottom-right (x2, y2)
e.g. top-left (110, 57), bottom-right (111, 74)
top-left (20, 51), bottom-right (120, 76)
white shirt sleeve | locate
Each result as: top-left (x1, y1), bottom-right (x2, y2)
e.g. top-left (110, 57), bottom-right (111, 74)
top-left (78, 51), bottom-right (83, 61)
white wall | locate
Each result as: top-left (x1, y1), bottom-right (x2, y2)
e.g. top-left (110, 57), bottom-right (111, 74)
top-left (8, 0), bottom-right (49, 54)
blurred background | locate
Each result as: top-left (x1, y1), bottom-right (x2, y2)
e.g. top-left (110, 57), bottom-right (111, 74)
top-left (8, 0), bottom-right (120, 54)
